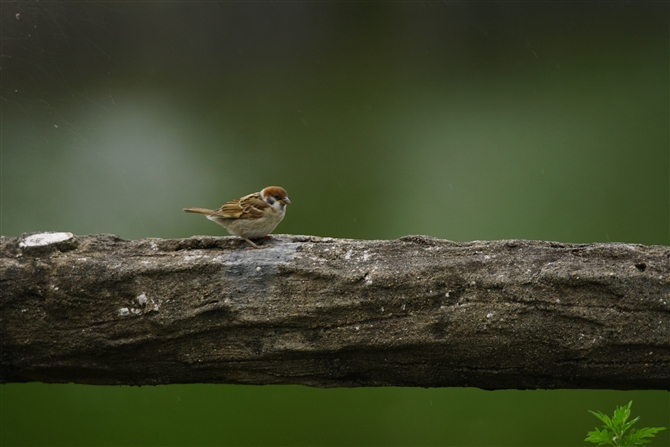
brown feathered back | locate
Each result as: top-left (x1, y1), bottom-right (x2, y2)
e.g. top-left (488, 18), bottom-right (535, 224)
top-left (183, 192), bottom-right (269, 220)
top-left (217, 193), bottom-right (268, 219)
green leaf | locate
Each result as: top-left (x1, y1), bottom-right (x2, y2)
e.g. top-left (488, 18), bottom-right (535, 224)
top-left (621, 416), bottom-right (640, 435)
top-left (623, 426), bottom-right (668, 446)
top-left (585, 427), bottom-right (615, 446)
top-left (586, 400), bottom-right (667, 447)
top-left (589, 410), bottom-right (613, 426)
top-left (612, 402), bottom-right (632, 431)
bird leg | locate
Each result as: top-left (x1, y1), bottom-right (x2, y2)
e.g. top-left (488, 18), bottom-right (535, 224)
top-left (243, 238), bottom-right (258, 248)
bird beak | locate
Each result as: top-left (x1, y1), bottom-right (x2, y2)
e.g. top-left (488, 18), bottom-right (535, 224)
top-left (282, 197), bottom-right (291, 205)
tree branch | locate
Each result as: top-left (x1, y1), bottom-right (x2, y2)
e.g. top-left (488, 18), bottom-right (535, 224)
top-left (1, 232), bottom-right (668, 389)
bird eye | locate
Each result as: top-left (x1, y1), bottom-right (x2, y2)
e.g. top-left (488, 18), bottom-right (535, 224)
top-left (274, 195), bottom-right (280, 199)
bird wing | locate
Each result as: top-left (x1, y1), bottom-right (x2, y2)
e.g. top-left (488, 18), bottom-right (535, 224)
top-left (215, 192), bottom-right (268, 219)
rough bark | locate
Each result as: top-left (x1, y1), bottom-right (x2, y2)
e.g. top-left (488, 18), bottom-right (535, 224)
top-left (1, 232), bottom-right (669, 389)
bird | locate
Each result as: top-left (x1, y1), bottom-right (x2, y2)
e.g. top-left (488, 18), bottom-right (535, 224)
top-left (183, 186), bottom-right (290, 247)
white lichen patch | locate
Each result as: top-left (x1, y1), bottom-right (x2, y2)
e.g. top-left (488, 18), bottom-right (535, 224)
top-left (19, 232), bottom-right (73, 248)
top-left (119, 307), bottom-right (130, 316)
top-left (137, 293), bottom-right (147, 306)
top-left (364, 273), bottom-right (373, 286)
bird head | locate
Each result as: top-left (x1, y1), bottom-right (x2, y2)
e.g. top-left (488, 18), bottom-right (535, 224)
top-left (261, 186), bottom-right (291, 208)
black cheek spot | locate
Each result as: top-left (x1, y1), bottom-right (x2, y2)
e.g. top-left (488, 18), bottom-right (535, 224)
top-left (267, 197), bottom-right (275, 205)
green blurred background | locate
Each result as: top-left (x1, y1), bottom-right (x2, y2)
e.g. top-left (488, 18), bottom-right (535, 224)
top-left (1, 2), bottom-right (668, 446)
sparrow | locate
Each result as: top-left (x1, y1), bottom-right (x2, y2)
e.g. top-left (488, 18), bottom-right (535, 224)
top-left (183, 186), bottom-right (290, 247)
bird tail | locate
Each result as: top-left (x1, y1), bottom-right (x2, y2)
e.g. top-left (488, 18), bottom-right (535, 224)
top-left (183, 207), bottom-right (215, 215)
